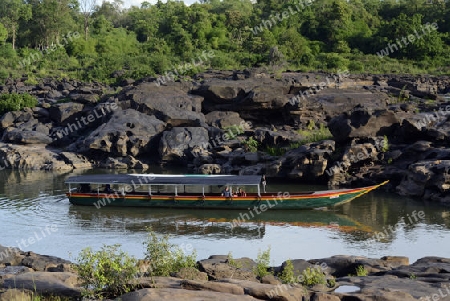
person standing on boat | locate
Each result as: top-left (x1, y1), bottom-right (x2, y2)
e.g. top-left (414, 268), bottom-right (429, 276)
top-left (261, 175), bottom-right (266, 193)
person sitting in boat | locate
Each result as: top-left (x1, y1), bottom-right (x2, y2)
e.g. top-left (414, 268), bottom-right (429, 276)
top-left (79, 184), bottom-right (91, 193)
top-left (237, 188), bottom-right (246, 197)
top-left (103, 184), bottom-right (113, 193)
top-left (221, 186), bottom-right (232, 197)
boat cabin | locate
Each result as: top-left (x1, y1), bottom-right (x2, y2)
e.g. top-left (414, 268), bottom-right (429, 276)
top-left (65, 174), bottom-right (263, 198)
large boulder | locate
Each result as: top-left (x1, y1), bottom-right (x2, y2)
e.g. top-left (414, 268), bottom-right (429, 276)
top-left (266, 140), bottom-right (335, 180)
top-left (2, 272), bottom-right (81, 297)
top-left (1, 114), bottom-right (53, 144)
top-left (394, 107), bottom-right (450, 143)
top-left (48, 102), bottom-right (84, 125)
top-left (205, 111), bottom-right (244, 128)
top-left (159, 127), bottom-right (209, 163)
top-left (254, 128), bottom-right (302, 147)
top-left (75, 109), bottom-right (165, 157)
top-left (335, 275), bottom-right (447, 301)
top-left (119, 288), bottom-right (259, 301)
top-left (0, 109), bottom-right (34, 130)
top-left (307, 255), bottom-right (409, 278)
top-left (0, 245), bottom-right (23, 265)
top-left (396, 160), bottom-right (450, 204)
top-left (120, 82), bottom-right (205, 127)
top-left (3, 129), bottom-right (53, 144)
top-left (220, 278), bottom-right (306, 301)
top-left (0, 143), bottom-right (73, 170)
top-left (21, 252), bottom-right (71, 272)
top-left (197, 255), bottom-right (258, 282)
top-left (328, 107), bottom-right (400, 142)
top-left (191, 79), bottom-right (290, 120)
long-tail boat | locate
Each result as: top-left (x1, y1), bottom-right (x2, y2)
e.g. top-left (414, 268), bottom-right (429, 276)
top-left (65, 174), bottom-right (388, 209)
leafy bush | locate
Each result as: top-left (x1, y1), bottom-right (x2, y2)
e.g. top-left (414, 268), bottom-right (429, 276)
top-left (253, 247), bottom-right (272, 278)
top-left (143, 227), bottom-right (197, 277)
top-left (297, 123), bottom-right (333, 145)
top-left (0, 93), bottom-right (38, 116)
top-left (74, 244), bottom-right (139, 299)
top-left (299, 267), bottom-right (327, 287)
top-left (242, 136), bottom-right (259, 153)
top-left (263, 146), bottom-right (286, 156)
top-left (279, 259), bottom-right (296, 284)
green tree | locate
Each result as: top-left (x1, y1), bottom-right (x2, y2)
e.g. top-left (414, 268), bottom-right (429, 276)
top-left (0, 23), bottom-right (7, 44)
top-left (0, 0), bottom-right (32, 49)
top-left (26, 0), bottom-right (76, 48)
top-left (376, 13), bottom-right (445, 60)
top-left (79, 0), bottom-right (97, 40)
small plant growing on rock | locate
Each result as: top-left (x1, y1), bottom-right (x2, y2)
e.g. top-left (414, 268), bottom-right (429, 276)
top-left (264, 145), bottom-right (286, 156)
top-left (242, 136), bottom-right (259, 152)
top-left (355, 265), bottom-right (369, 276)
top-left (382, 135), bottom-right (389, 152)
top-left (143, 227), bottom-right (197, 277)
top-left (279, 259), bottom-right (296, 284)
top-left (227, 252), bottom-right (243, 269)
top-left (299, 267), bottom-right (327, 287)
top-left (254, 247), bottom-right (272, 278)
top-left (74, 244), bottom-right (139, 299)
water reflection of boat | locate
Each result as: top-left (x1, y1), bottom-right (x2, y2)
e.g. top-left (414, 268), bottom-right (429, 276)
top-left (67, 206), bottom-right (373, 240)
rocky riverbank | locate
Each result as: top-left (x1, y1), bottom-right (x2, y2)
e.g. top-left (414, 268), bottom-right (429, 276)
top-left (0, 70), bottom-right (450, 204)
top-left (0, 244), bottom-right (449, 301)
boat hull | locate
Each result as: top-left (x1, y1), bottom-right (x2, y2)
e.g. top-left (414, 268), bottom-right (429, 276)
top-left (67, 181), bottom-right (387, 209)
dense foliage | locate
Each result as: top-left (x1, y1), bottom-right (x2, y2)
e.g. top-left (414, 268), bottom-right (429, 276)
top-left (0, 0), bottom-right (449, 84)
top-left (0, 93), bottom-right (37, 115)
top-left (74, 244), bottom-right (139, 299)
top-left (143, 227), bottom-right (197, 277)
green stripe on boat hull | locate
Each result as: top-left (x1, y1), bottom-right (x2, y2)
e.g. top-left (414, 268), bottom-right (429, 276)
top-left (68, 189), bottom-right (374, 209)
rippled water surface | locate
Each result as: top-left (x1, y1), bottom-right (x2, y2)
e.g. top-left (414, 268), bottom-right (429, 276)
top-left (1, 169), bottom-right (449, 264)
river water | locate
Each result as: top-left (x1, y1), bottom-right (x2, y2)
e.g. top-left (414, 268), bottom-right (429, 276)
top-left (1, 169), bottom-right (449, 265)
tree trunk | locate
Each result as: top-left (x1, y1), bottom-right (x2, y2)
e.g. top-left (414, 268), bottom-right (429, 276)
top-left (84, 16), bottom-right (89, 41)
top-left (12, 24), bottom-right (16, 50)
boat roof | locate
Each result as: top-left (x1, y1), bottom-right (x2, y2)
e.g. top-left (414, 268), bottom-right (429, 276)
top-left (65, 174), bottom-right (262, 186)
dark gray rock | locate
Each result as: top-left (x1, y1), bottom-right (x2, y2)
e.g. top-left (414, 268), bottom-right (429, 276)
top-left (307, 255), bottom-right (409, 278)
top-left (205, 111), bottom-right (244, 128)
top-left (335, 275), bottom-right (447, 301)
top-left (48, 102), bottom-right (84, 125)
top-left (21, 252), bottom-right (71, 272)
top-left (197, 256), bottom-right (258, 282)
top-left (159, 127), bottom-right (209, 163)
top-left (0, 109), bottom-right (34, 130)
top-left (119, 288), bottom-right (259, 301)
top-left (396, 160), bottom-right (450, 204)
top-left (328, 107), bottom-right (400, 142)
top-left (2, 272), bottom-right (81, 297)
top-left (76, 109), bottom-right (165, 157)
top-left (266, 140), bottom-right (335, 180)
top-left (120, 82), bottom-right (205, 127)
top-left (3, 130), bottom-right (53, 144)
